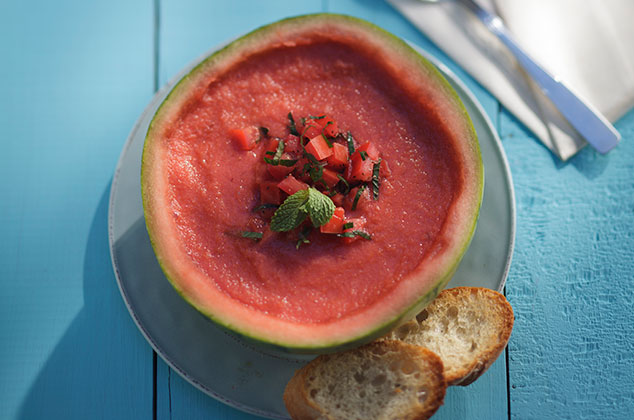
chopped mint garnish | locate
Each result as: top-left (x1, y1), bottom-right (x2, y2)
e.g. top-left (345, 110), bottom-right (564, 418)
top-left (371, 158), bottom-right (381, 200)
top-left (296, 226), bottom-right (312, 249)
top-left (278, 159), bottom-right (298, 167)
top-left (337, 230), bottom-right (371, 240)
top-left (346, 132), bottom-right (355, 155)
top-left (301, 123), bottom-right (317, 141)
top-left (263, 140), bottom-right (286, 166)
top-left (253, 203), bottom-right (279, 212)
top-left (322, 133), bottom-right (333, 147)
top-left (240, 231), bottom-right (263, 241)
top-left (288, 112), bottom-right (299, 136)
top-left (304, 152), bottom-right (325, 184)
top-left (321, 121), bottom-right (334, 146)
top-left (337, 174), bottom-right (350, 195)
top-left (351, 184), bottom-right (366, 211)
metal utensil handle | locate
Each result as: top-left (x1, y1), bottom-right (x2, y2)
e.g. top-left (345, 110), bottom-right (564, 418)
top-left (461, 0), bottom-right (620, 153)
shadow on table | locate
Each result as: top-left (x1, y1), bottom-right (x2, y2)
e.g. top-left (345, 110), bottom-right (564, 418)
top-left (565, 146), bottom-right (610, 179)
top-left (18, 184), bottom-right (152, 420)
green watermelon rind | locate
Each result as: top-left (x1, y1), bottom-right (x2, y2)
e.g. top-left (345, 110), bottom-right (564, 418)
top-left (141, 13), bottom-right (483, 353)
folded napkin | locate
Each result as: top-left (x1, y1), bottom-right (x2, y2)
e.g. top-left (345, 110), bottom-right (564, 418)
top-left (388, 0), bottom-right (634, 160)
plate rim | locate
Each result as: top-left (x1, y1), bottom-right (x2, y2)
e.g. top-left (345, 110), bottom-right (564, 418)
top-left (108, 39), bottom-right (516, 419)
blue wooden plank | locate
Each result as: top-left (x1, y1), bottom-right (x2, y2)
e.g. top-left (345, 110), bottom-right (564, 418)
top-left (0, 1), bottom-right (155, 418)
top-left (157, 358), bottom-right (263, 420)
top-left (502, 106), bottom-right (634, 419)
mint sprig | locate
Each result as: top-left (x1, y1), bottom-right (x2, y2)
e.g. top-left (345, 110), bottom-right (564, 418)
top-left (270, 187), bottom-right (335, 232)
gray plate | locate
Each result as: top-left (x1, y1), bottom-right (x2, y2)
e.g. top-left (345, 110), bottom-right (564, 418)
top-left (108, 42), bottom-right (515, 419)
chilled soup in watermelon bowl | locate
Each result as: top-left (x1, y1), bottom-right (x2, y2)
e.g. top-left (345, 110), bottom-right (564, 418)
top-left (141, 14), bottom-right (483, 354)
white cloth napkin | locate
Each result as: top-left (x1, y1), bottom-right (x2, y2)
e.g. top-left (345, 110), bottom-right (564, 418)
top-left (388, 0), bottom-right (634, 160)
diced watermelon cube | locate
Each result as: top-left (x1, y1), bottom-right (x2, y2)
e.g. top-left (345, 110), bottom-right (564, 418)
top-left (305, 135), bottom-right (334, 161)
top-left (321, 168), bottom-right (341, 187)
top-left (229, 127), bottom-right (258, 151)
top-left (277, 174), bottom-right (309, 196)
top-left (347, 152), bottom-right (374, 182)
top-left (320, 115), bottom-right (338, 138)
top-left (299, 114), bottom-right (339, 139)
top-left (284, 134), bottom-right (302, 154)
top-left (326, 143), bottom-right (349, 170)
top-left (331, 193), bottom-right (345, 207)
top-left (357, 141), bottom-right (380, 160)
top-left (320, 207), bottom-right (346, 233)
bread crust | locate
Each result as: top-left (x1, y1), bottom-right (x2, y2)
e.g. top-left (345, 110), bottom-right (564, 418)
top-left (389, 287), bottom-right (514, 386)
top-left (284, 368), bottom-right (327, 420)
top-left (283, 340), bottom-right (446, 420)
top-left (283, 287), bottom-right (514, 419)
top-left (439, 288), bottom-right (514, 386)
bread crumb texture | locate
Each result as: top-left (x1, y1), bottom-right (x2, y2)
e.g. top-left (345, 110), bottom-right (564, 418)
top-left (388, 287), bottom-right (514, 385)
top-left (284, 340), bottom-right (446, 420)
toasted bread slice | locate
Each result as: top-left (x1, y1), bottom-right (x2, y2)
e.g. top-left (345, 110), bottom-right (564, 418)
top-left (283, 340), bottom-right (446, 420)
top-left (387, 287), bottom-right (514, 386)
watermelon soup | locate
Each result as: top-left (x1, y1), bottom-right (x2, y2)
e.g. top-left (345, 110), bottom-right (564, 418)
top-left (142, 15), bottom-right (483, 352)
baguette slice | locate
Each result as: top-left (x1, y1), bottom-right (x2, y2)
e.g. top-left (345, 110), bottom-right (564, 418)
top-left (284, 340), bottom-right (446, 420)
top-left (387, 287), bottom-right (514, 386)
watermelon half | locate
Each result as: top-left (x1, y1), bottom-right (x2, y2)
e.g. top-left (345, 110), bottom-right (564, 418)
top-left (141, 14), bottom-right (483, 353)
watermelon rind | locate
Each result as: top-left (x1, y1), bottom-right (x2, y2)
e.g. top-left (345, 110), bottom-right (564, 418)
top-left (141, 13), bottom-right (483, 353)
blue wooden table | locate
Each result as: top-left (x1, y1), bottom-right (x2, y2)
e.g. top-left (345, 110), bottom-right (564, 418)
top-left (2, 1), bottom-right (633, 419)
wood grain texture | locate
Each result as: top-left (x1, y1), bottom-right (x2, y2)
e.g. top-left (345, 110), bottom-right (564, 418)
top-left (502, 106), bottom-right (634, 419)
top-left (0, 0), bottom-right (155, 418)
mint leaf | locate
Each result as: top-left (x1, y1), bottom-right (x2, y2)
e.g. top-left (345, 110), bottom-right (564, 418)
top-left (270, 187), bottom-right (334, 232)
top-left (270, 189), bottom-right (310, 232)
top-left (306, 188), bottom-right (335, 227)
